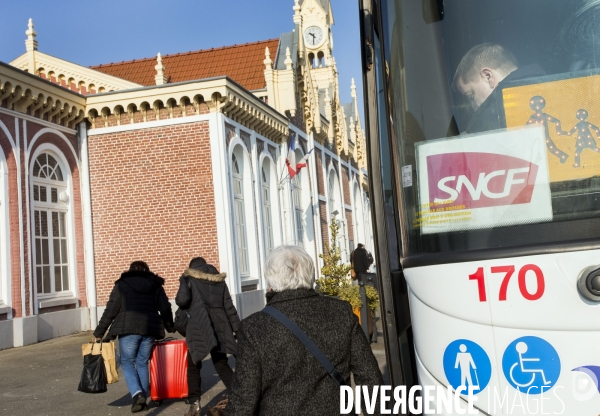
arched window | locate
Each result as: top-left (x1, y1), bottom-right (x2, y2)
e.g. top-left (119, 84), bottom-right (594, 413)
top-left (292, 174), bottom-right (304, 245)
top-left (232, 153), bottom-right (249, 275)
top-left (317, 51), bottom-right (325, 67)
top-left (328, 173), bottom-right (336, 218)
top-left (353, 183), bottom-right (366, 246)
top-left (261, 164), bottom-right (274, 254)
top-left (32, 152), bottom-right (70, 295)
top-left (328, 171), bottom-right (343, 253)
top-left (308, 52), bottom-right (318, 69)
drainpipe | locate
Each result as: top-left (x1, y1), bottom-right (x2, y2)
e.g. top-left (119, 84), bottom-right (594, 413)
top-left (78, 122), bottom-right (97, 328)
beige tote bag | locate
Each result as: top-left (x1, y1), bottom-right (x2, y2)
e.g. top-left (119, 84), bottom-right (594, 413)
top-left (82, 341), bottom-right (119, 384)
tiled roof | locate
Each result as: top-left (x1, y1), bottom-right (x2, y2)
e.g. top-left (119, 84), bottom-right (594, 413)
top-left (90, 39), bottom-right (280, 91)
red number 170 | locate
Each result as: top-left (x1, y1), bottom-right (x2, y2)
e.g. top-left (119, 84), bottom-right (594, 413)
top-left (469, 264), bottom-right (545, 302)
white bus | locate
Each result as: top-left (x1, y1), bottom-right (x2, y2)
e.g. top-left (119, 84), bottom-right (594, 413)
top-left (359, 0), bottom-right (600, 414)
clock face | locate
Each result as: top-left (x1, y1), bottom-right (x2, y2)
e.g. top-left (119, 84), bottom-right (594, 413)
top-left (304, 26), bottom-right (324, 47)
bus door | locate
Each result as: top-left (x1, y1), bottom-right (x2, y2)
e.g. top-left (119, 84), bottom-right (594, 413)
top-left (359, 0), bottom-right (420, 392)
top-left (361, 0), bottom-right (600, 414)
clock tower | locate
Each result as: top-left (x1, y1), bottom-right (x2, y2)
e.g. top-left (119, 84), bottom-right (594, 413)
top-left (294, 0), bottom-right (344, 151)
top-left (296, 0), bottom-right (334, 71)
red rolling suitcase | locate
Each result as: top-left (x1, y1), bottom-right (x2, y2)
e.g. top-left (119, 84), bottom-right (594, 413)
top-left (149, 339), bottom-right (188, 404)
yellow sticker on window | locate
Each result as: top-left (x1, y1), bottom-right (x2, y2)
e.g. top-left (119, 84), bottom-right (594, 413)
top-left (503, 74), bottom-right (600, 182)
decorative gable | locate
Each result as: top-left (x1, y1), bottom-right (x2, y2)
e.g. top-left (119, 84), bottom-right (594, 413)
top-left (10, 51), bottom-right (142, 94)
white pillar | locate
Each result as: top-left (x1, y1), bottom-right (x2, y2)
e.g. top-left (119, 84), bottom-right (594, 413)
top-left (78, 122), bottom-right (97, 327)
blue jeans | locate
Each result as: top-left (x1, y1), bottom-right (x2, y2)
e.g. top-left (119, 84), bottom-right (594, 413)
top-left (119, 334), bottom-right (154, 398)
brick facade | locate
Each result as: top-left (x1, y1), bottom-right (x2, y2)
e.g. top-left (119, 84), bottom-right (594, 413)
top-left (0, 113), bottom-right (22, 318)
top-left (345, 209), bottom-right (354, 245)
top-left (342, 166), bottom-right (351, 206)
top-left (87, 121), bottom-right (219, 303)
top-left (0, 2), bottom-right (375, 349)
top-left (315, 149), bottom-right (325, 196)
top-left (319, 200), bottom-right (329, 255)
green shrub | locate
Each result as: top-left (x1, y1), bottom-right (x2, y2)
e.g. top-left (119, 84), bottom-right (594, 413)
top-left (315, 217), bottom-right (352, 296)
top-left (315, 217), bottom-right (379, 313)
top-left (338, 285), bottom-right (380, 313)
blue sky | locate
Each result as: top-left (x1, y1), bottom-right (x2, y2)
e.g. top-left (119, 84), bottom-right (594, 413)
top-left (0, 0), bottom-right (364, 121)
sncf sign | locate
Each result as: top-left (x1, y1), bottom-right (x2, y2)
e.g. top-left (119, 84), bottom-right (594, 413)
top-left (426, 152), bottom-right (539, 209)
top-left (416, 127), bottom-right (552, 234)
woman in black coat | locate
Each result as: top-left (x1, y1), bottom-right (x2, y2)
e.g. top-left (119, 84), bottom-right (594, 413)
top-left (94, 261), bottom-right (174, 413)
top-left (225, 246), bottom-right (384, 416)
top-left (176, 257), bottom-right (240, 416)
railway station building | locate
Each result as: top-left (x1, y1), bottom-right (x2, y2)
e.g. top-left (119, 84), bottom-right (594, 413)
top-left (0, 0), bottom-right (374, 349)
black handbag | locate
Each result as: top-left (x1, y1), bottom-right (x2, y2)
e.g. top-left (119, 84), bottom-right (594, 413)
top-left (78, 348), bottom-right (108, 393)
top-left (174, 307), bottom-right (190, 336)
top-left (174, 277), bottom-right (193, 336)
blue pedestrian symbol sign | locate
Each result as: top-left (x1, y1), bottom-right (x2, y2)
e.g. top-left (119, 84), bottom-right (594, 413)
top-left (443, 339), bottom-right (492, 394)
top-left (502, 336), bottom-right (561, 394)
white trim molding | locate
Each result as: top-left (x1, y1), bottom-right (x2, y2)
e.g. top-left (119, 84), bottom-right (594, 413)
top-left (87, 114), bottom-right (211, 136)
top-left (78, 122), bottom-right (97, 327)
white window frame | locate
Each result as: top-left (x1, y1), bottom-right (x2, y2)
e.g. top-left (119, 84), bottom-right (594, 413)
top-left (291, 173), bottom-right (304, 246)
top-left (30, 146), bottom-right (76, 305)
top-left (231, 152), bottom-right (250, 276)
top-left (353, 182), bottom-right (366, 247)
top-left (327, 169), bottom-right (343, 252)
top-left (261, 164), bottom-right (275, 255)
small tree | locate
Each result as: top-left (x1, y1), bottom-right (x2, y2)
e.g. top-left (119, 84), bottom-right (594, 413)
top-left (316, 216), bottom-right (352, 296)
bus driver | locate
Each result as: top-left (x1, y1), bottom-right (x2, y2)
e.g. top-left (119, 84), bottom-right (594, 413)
top-left (453, 43), bottom-right (546, 134)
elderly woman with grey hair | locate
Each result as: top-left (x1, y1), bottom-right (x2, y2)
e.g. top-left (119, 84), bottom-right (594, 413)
top-left (226, 245), bottom-right (383, 415)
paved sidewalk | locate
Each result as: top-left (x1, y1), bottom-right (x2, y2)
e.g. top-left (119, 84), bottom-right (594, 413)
top-left (0, 326), bottom-right (388, 416)
top-left (0, 331), bottom-right (230, 416)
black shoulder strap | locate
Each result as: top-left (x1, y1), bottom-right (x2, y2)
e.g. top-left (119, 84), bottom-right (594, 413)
top-left (262, 306), bottom-right (344, 386)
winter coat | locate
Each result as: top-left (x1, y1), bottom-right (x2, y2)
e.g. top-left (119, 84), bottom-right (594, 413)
top-left (175, 265), bottom-right (240, 364)
top-left (93, 271), bottom-right (174, 340)
top-left (465, 64), bottom-right (547, 134)
top-left (352, 246), bottom-right (371, 274)
top-left (225, 288), bottom-right (384, 416)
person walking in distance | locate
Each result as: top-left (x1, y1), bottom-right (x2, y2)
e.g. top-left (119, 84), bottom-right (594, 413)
top-left (352, 243), bottom-right (371, 283)
top-left (176, 257), bottom-right (240, 416)
top-left (93, 261), bottom-right (175, 413)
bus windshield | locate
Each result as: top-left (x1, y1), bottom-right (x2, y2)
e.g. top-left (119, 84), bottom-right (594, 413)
top-left (379, 0), bottom-right (600, 257)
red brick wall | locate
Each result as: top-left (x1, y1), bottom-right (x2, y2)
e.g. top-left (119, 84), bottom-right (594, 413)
top-left (0, 113), bottom-right (22, 317)
top-left (345, 209), bottom-right (354, 243)
top-left (319, 201), bottom-right (329, 255)
top-left (88, 121), bottom-right (219, 304)
top-left (315, 149), bottom-right (325, 196)
top-left (342, 166), bottom-right (351, 206)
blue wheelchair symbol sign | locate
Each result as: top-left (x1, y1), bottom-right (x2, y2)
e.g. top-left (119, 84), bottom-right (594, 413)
top-left (443, 339), bottom-right (492, 394)
top-left (502, 336), bottom-right (561, 394)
